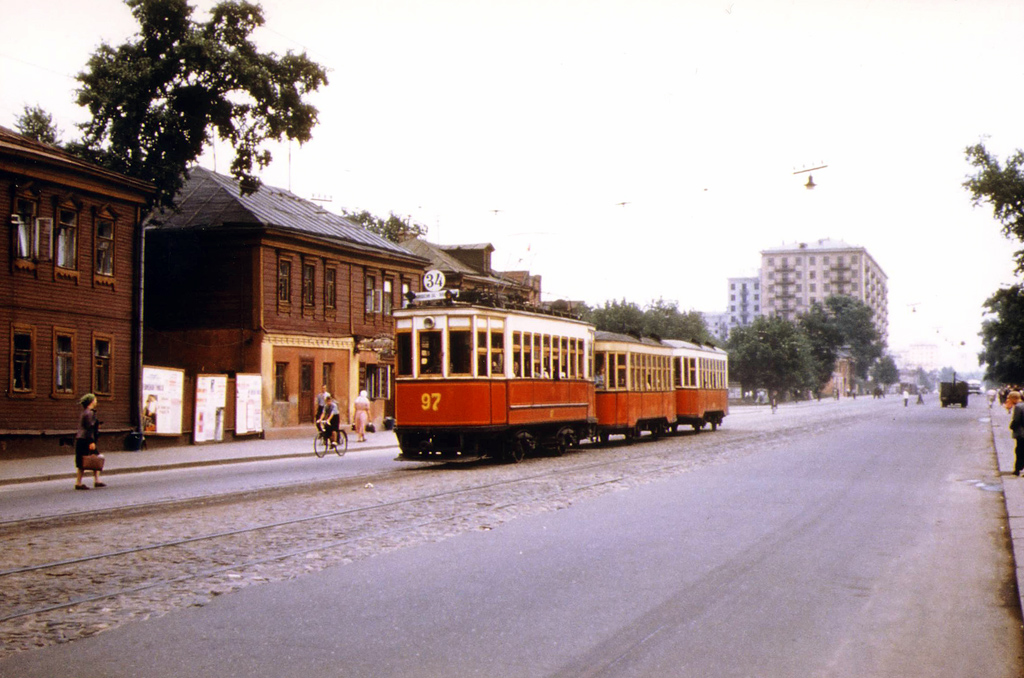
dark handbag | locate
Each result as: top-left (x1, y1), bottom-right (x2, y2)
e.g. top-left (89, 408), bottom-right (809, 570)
top-left (82, 453), bottom-right (105, 471)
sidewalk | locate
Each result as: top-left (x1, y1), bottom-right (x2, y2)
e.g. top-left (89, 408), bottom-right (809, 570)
top-left (0, 428), bottom-right (400, 486)
top-left (988, 403), bottom-right (1024, 617)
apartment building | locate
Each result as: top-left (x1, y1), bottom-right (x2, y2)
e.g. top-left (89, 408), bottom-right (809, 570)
top-left (760, 239), bottom-right (888, 342)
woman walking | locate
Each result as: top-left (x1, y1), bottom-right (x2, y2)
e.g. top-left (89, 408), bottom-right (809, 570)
top-left (75, 393), bottom-right (105, 490)
top-left (354, 390), bottom-right (371, 442)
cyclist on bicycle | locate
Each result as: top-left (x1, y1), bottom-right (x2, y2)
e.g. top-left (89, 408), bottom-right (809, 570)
top-left (316, 394), bottom-right (341, 448)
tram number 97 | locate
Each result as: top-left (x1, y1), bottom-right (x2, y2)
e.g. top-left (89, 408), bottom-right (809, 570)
top-left (421, 393), bottom-right (441, 411)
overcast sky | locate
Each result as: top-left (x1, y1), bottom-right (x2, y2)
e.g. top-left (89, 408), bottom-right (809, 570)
top-left (4, 0), bottom-right (1023, 372)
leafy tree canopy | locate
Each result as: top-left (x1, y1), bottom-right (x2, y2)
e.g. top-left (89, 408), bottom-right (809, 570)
top-left (727, 315), bottom-right (814, 394)
top-left (964, 142), bottom-right (1024, 274)
top-left (979, 284), bottom-right (1024, 384)
top-left (798, 302), bottom-right (843, 389)
top-left (582, 298), bottom-right (714, 344)
top-left (74, 0), bottom-right (328, 210)
top-left (824, 295), bottom-right (884, 379)
top-left (15, 105), bottom-right (62, 145)
top-left (870, 354), bottom-right (899, 388)
top-left (341, 210), bottom-right (428, 244)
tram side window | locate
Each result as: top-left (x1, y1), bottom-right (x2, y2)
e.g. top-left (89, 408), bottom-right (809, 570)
top-left (512, 332), bottom-right (522, 377)
top-left (449, 330), bottom-right (472, 375)
top-left (552, 337), bottom-right (562, 379)
top-left (397, 332), bottom-right (413, 376)
top-left (595, 352), bottom-right (607, 389)
top-left (491, 331), bottom-right (504, 376)
top-left (523, 333), bottom-right (534, 378)
top-left (477, 331), bottom-right (488, 376)
top-left (614, 353), bottom-right (627, 389)
top-left (542, 335), bottom-right (551, 378)
top-left (687, 357), bottom-right (697, 388)
top-left (536, 335), bottom-right (544, 378)
top-left (419, 331), bottom-right (443, 375)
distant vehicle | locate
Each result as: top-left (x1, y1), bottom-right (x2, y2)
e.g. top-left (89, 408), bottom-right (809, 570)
top-left (940, 381), bottom-right (969, 408)
top-left (966, 379), bottom-right (982, 395)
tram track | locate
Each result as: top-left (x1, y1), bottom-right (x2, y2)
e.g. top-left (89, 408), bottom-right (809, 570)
top-left (0, 409), bottom-right (852, 657)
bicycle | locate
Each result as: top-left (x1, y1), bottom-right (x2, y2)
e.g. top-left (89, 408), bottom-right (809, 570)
top-left (314, 421), bottom-right (348, 458)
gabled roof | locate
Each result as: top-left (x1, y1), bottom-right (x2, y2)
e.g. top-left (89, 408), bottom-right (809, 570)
top-left (147, 166), bottom-right (418, 259)
top-left (399, 237), bottom-right (481, 275)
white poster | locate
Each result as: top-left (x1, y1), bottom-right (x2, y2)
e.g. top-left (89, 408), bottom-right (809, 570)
top-left (235, 373), bottom-right (263, 435)
top-left (195, 374), bottom-right (228, 443)
top-left (142, 366), bottom-right (185, 436)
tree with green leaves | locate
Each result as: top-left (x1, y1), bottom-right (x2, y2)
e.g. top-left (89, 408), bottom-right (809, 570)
top-left (978, 284), bottom-right (1024, 384)
top-left (640, 298), bottom-right (715, 344)
top-left (798, 302), bottom-right (843, 390)
top-left (342, 210), bottom-right (428, 244)
top-left (727, 315), bottom-right (815, 396)
top-left (14, 105), bottom-right (62, 145)
top-left (964, 143), bottom-right (1024, 274)
top-left (870, 354), bottom-right (900, 391)
top-left (825, 295), bottom-right (883, 379)
top-left (585, 299), bottom-right (646, 336)
top-left (73, 0), bottom-right (328, 210)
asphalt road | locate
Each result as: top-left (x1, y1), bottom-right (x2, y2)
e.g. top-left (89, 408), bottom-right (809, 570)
top-left (2, 401), bottom-right (1021, 677)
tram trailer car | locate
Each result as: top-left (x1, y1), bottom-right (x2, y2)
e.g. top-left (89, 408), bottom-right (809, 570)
top-left (593, 332), bottom-right (677, 442)
top-left (663, 339), bottom-right (729, 431)
top-left (393, 301), bottom-right (597, 463)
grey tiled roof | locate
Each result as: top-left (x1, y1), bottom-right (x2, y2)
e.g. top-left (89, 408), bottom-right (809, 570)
top-left (146, 166), bottom-right (416, 258)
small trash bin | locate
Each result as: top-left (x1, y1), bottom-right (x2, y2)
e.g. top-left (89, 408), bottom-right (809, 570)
top-left (124, 432), bottom-right (145, 451)
top-left (384, 417), bottom-right (395, 431)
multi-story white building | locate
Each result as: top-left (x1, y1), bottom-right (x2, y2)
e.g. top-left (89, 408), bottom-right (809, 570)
top-left (727, 275), bottom-right (761, 334)
top-left (760, 239), bottom-right (888, 343)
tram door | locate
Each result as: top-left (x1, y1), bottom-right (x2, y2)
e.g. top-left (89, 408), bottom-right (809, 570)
top-left (299, 360), bottom-right (314, 423)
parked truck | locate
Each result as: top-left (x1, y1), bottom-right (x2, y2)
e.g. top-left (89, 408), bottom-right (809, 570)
top-left (939, 380), bottom-right (969, 408)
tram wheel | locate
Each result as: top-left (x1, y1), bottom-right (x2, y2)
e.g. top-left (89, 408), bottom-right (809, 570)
top-left (506, 432), bottom-right (531, 464)
top-left (598, 432), bottom-right (610, 445)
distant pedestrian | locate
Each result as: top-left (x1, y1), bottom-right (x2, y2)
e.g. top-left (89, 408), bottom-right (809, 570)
top-left (902, 390), bottom-right (910, 407)
top-left (916, 391), bottom-right (924, 405)
top-left (1008, 392), bottom-right (1024, 476)
top-left (354, 390), bottom-right (371, 442)
top-left (74, 393), bottom-right (105, 490)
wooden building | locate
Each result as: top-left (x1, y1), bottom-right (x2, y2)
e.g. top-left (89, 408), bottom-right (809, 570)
top-left (399, 238), bottom-right (542, 304)
top-left (1, 126), bottom-right (154, 455)
top-left (143, 167), bottom-right (427, 440)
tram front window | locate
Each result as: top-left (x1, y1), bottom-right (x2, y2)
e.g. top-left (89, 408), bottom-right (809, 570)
top-left (397, 333), bottom-right (413, 376)
top-left (419, 331), bottom-right (443, 375)
top-left (449, 330), bottom-right (471, 375)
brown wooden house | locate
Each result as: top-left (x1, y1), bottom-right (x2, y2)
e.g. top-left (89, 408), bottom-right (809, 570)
top-left (143, 167), bottom-right (427, 441)
top-left (1, 126), bottom-right (154, 455)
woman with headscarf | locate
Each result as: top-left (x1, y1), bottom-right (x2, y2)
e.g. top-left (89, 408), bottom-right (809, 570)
top-left (75, 393), bottom-right (105, 490)
top-left (354, 390), bottom-right (371, 442)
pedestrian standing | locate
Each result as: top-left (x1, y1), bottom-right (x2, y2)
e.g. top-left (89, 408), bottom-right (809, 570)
top-left (902, 389), bottom-right (910, 407)
top-left (354, 390), bottom-right (371, 442)
top-left (75, 393), bottom-right (105, 490)
top-left (1008, 391), bottom-right (1024, 477)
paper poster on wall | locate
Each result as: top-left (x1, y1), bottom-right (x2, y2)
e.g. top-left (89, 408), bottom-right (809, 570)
top-left (235, 373), bottom-right (263, 435)
top-left (142, 366), bottom-right (185, 435)
top-left (195, 374), bottom-right (228, 443)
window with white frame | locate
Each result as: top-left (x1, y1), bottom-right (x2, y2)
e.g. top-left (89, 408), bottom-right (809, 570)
top-left (96, 218), bottom-right (114, 276)
top-left (56, 208), bottom-right (78, 269)
top-left (365, 364), bottom-right (391, 399)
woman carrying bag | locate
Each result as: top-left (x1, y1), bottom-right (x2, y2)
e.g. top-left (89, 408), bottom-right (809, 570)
top-left (74, 393), bottom-right (106, 490)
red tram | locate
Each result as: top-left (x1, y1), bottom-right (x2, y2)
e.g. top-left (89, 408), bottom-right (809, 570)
top-left (663, 339), bottom-right (729, 431)
top-left (393, 299), bottom-right (596, 463)
top-left (393, 296), bottom-right (729, 463)
top-left (593, 332), bottom-right (676, 442)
